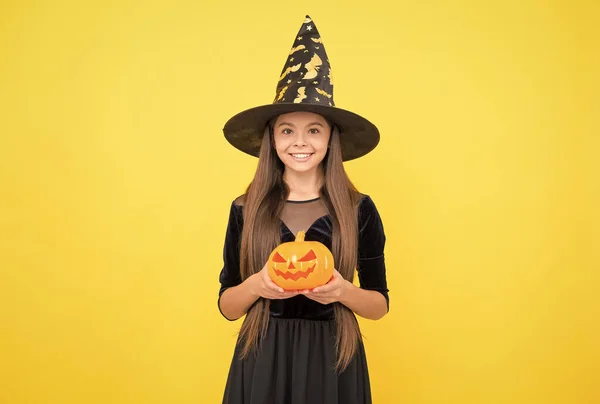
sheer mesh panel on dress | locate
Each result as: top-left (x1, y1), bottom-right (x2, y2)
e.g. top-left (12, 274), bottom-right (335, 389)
top-left (280, 198), bottom-right (328, 236)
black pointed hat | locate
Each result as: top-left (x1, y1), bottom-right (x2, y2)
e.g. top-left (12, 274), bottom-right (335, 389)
top-left (223, 15), bottom-right (380, 162)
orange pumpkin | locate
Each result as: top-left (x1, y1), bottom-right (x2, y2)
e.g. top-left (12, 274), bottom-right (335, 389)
top-left (268, 230), bottom-right (334, 290)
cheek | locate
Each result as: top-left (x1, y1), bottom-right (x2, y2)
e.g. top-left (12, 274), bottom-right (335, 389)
top-left (312, 136), bottom-right (330, 153)
top-left (273, 134), bottom-right (291, 150)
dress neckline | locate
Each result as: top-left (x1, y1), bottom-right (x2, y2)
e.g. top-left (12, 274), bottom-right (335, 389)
top-left (285, 197), bottom-right (321, 204)
top-left (280, 214), bottom-right (329, 237)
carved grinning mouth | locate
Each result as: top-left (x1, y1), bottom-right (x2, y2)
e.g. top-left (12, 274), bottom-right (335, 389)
top-left (273, 264), bottom-right (316, 281)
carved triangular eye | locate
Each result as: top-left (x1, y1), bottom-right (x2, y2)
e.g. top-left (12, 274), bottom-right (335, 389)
top-left (272, 252), bottom-right (286, 263)
top-left (298, 250), bottom-right (316, 262)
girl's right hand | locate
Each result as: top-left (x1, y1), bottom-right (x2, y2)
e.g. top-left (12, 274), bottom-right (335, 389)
top-left (248, 262), bottom-right (299, 300)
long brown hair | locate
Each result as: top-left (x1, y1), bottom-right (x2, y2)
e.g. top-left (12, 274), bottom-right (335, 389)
top-left (237, 120), bottom-right (363, 372)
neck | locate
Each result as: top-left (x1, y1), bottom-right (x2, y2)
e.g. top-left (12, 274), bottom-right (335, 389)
top-left (283, 167), bottom-right (323, 201)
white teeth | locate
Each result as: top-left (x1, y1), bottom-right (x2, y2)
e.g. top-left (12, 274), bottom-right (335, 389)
top-left (291, 153), bottom-right (311, 158)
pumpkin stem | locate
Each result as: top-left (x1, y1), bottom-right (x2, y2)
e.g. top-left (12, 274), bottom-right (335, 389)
top-left (295, 230), bottom-right (306, 242)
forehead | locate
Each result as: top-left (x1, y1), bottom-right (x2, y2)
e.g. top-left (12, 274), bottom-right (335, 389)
top-left (274, 111), bottom-right (329, 126)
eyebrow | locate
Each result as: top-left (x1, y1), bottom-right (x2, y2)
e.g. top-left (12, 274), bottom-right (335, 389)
top-left (277, 122), bottom-right (324, 128)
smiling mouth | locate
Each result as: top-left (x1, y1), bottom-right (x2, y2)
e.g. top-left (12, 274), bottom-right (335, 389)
top-left (273, 264), bottom-right (316, 280)
top-left (289, 153), bottom-right (313, 162)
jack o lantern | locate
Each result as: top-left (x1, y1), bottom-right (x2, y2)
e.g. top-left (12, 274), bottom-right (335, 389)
top-left (268, 230), bottom-right (334, 290)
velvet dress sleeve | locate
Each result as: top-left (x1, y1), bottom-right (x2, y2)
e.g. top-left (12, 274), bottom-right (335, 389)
top-left (217, 201), bottom-right (244, 320)
top-left (356, 195), bottom-right (390, 310)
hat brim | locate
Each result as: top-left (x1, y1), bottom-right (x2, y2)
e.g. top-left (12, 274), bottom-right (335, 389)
top-left (223, 102), bottom-right (379, 162)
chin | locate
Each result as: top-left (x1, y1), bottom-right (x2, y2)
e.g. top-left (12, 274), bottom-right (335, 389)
top-left (288, 165), bottom-right (317, 173)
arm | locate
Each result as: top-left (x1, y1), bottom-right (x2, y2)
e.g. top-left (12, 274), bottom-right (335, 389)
top-left (219, 265), bottom-right (300, 321)
top-left (301, 270), bottom-right (388, 320)
top-left (339, 279), bottom-right (388, 320)
top-left (301, 195), bottom-right (390, 320)
top-left (218, 277), bottom-right (259, 321)
top-left (217, 201), bottom-right (302, 321)
top-left (217, 202), bottom-right (246, 321)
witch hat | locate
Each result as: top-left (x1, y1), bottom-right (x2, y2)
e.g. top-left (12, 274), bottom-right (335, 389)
top-left (223, 15), bottom-right (379, 162)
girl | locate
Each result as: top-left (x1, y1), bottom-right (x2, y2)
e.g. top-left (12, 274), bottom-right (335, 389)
top-left (217, 15), bottom-right (389, 404)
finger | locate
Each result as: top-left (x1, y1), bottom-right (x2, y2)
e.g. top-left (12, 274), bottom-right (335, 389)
top-left (312, 280), bottom-right (338, 293)
top-left (311, 281), bottom-right (329, 293)
top-left (261, 290), bottom-right (282, 299)
top-left (304, 295), bottom-right (329, 305)
top-left (266, 289), bottom-right (299, 299)
top-left (264, 275), bottom-right (285, 293)
top-left (312, 270), bottom-right (340, 293)
top-left (310, 285), bottom-right (324, 293)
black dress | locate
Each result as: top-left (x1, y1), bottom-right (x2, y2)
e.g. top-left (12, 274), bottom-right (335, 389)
top-left (217, 195), bottom-right (389, 404)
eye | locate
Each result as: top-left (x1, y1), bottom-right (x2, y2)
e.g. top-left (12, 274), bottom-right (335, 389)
top-left (309, 128), bottom-right (320, 134)
top-left (272, 252), bottom-right (286, 262)
top-left (281, 128), bottom-right (293, 135)
top-left (298, 250), bottom-right (316, 262)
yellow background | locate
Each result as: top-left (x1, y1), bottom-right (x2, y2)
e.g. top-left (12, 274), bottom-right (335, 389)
top-left (1, 1), bottom-right (598, 403)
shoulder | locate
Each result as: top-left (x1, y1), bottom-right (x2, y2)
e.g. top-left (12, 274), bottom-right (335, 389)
top-left (229, 194), bottom-right (247, 216)
top-left (356, 193), bottom-right (384, 228)
top-left (225, 194), bottom-right (245, 223)
top-left (232, 193), bottom-right (247, 207)
top-left (357, 193), bottom-right (380, 215)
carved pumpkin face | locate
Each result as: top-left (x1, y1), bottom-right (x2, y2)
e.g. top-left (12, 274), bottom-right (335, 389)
top-left (268, 230), bottom-right (334, 290)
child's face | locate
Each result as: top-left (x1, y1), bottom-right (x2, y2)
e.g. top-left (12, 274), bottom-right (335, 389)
top-left (272, 111), bottom-right (331, 174)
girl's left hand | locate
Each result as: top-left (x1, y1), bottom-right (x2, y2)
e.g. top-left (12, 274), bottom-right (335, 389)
top-left (300, 269), bottom-right (349, 305)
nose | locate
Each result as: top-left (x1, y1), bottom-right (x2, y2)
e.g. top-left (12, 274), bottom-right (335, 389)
top-left (288, 262), bottom-right (295, 269)
top-left (293, 132), bottom-right (307, 147)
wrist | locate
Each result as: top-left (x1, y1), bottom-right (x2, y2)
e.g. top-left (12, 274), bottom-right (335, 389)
top-left (244, 273), bottom-right (259, 298)
top-left (339, 279), bottom-right (354, 304)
